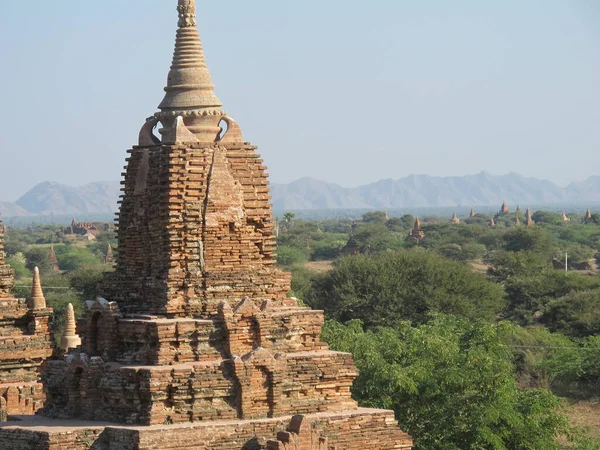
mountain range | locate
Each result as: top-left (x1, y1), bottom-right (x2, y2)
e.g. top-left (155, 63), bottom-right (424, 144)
top-left (1, 173), bottom-right (599, 218)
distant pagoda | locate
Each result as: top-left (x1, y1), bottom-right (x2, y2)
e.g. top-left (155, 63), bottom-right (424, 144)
top-left (525, 208), bottom-right (535, 227)
top-left (500, 200), bottom-right (509, 214)
top-left (406, 217), bottom-right (425, 242)
top-left (48, 245), bottom-right (60, 272)
top-left (449, 212), bottom-right (460, 224)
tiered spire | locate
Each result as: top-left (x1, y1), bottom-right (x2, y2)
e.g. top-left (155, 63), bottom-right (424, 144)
top-left (60, 303), bottom-right (81, 351)
top-left (500, 201), bottom-right (509, 214)
top-left (470, 208), bottom-right (475, 218)
top-left (157, 0), bottom-right (226, 142)
top-left (28, 267), bottom-right (46, 310)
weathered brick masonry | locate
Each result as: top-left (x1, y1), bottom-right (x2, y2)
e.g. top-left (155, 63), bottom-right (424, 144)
top-left (0, 218), bottom-right (54, 419)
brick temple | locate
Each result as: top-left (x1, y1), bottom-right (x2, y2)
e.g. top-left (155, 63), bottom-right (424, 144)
top-left (0, 1), bottom-right (412, 448)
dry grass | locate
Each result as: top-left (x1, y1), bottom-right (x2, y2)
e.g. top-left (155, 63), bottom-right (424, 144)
top-left (567, 399), bottom-right (600, 438)
top-left (470, 259), bottom-right (490, 274)
top-left (303, 260), bottom-right (334, 273)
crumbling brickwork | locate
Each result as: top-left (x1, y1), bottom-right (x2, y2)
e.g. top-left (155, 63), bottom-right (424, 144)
top-left (0, 218), bottom-right (54, 418)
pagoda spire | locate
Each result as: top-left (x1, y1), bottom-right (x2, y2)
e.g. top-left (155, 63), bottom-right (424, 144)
top-left (157, 0), bottom-right (226, 142)
top-left (60, 303), bottom-right (81, 351)
top-left (28, 267), bottom-right (46, 310)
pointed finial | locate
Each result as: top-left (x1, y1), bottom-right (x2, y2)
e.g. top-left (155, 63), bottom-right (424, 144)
top-left (157, 0), bottom-right (225, 142)
top-left (414, 217), bottom-right (421, 230)
top-left (470, 208), bottom-right (475, 217)
top-left (177, 0), bottom-right (197, 28)
top-left (60, 303), bottom-right (82, 351)
top-left (29, 267), bottom-right (46, 310)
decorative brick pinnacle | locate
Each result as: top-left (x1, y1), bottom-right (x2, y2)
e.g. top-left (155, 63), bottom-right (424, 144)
top-left (178, 0), bottom-right (197, 28)
top-left (60, 303), bottom-right (81, 351)
top-left (29, 267), bottom-right (46, 310)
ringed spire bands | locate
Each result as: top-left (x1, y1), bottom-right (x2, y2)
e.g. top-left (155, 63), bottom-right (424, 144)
top-left (157, 0), bottom-right (226, 143)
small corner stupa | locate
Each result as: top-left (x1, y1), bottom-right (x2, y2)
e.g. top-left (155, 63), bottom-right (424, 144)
top-left (489, 217), bottom-right (495, 227)
top-left (405, 217), bottom-right (425, 242)
top-left (0, 2), bottom-right (412, 448)
top-left (0, 216), bottom-right (53, 420)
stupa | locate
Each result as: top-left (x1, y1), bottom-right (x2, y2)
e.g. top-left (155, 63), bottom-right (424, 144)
top-left (525, 208), bottom-right (534, 227)
top-left (448, 212), bottom-right (460, 224)
top-left (0, 2), bottom-right (412, 448)
top-left (405, 217), bottom-right (425, 242)
top-left (0, 217), bottom-right (53, 420)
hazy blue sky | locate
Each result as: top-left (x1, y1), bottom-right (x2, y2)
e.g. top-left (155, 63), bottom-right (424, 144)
top-left (1, 0), bottom-right (599, 201)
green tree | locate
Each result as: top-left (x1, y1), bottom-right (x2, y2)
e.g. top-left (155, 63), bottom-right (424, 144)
top-left (362, 211), bottom-right (388, 223)
top-left (276, 245), bottom-right (307, 267)
top-left (323, 316), bottom-right (582, 450)
top-left (306, 249), bottom-right (505, 327)
top-left (502, 227), bottom-right (553, 254)
top-left (23, 247), bottom-right (52, 274)
top-left (542, 288), bottom-right (600, 337)
top-left (69, 265), bottom-right (110, 300)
